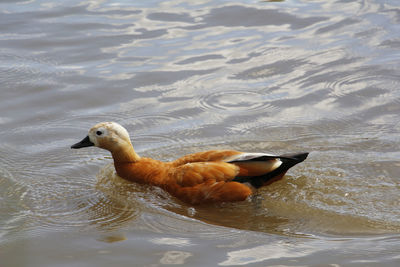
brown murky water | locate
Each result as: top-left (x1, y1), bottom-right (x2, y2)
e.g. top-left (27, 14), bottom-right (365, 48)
top-left (1, 0), bottom-right (400, 266)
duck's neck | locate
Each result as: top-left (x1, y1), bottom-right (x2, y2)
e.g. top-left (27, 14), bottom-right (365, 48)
top-left (111, 143), bottom-right (140, 164)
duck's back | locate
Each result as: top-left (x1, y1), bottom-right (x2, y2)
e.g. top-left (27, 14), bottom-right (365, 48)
top-left (171, 150), bottom-right (242, 166)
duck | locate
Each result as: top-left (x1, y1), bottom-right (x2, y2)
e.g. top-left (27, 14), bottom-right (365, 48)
top-left (71, 122), bottom-right (308, 205)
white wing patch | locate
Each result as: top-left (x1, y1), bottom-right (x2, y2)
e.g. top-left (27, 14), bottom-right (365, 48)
top-left (224, 152), bottom-right (283, 176)
top-left (225, 152), bottom-right (277, 162)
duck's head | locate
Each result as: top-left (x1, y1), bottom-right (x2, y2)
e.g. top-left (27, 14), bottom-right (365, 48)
top-left (71, 122), bottom-right (132, 153)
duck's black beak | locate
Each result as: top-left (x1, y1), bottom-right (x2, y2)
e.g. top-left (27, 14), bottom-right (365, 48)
top-left (71, 136), bottom-right (94, 149)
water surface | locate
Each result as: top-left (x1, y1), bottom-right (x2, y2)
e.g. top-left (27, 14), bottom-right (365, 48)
top-left (1, 0), bottom-right (400, 266)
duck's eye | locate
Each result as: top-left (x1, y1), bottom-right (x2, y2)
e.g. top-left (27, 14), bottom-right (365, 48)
top-left (96, 130), bottom-right (103, 136)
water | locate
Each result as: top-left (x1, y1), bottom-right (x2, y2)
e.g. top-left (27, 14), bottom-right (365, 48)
top-left (1, 0), bottom-right (400, 266)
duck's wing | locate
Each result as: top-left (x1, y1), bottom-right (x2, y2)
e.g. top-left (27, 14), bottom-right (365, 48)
top-left (171, 151), bottom-right (308, 185)
top-left (224, 152), bottom-right (283, 176)
top-left (166, 151), bottom-right (308, 204)
top-left (227, 152), bottom-right (309, 188)
top-left (171, 161), bottom-right (239, 187)
top-left (167, 161), bottom-right (252, 204)
top-left (170, 150), bottom-right (283, 186)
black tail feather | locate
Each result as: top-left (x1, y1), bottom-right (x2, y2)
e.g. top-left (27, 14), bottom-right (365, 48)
top-left (279, 152), bottom-right (309, 163)
top-left (278, 152), bottom-right (309, 169)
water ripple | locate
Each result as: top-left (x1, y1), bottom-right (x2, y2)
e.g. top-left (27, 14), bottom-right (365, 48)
top-left (326, 67), bottom-right (398, 100)
top-left (0, 1), bottom-right (399, 263)
top-left (183, 5), bottom-right (326, 30)
top-left (0, 53), bottom-right (62, 87)
top-left (0, 140), bottom-right (139, 240)
top-left (199, 90), bottom-right (274, 114)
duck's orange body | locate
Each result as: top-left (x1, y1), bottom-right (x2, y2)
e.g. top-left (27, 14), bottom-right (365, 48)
top-left (72, 122), bottom-right (308, 204)
top-left (114, 150), bottom-right (252, 204)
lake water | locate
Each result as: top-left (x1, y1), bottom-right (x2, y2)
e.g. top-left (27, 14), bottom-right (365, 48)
top-left (1, 0), bottom-right (400, 266)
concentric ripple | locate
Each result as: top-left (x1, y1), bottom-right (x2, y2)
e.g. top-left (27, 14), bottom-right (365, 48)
top-left (199, 90), bottom-right (274, 114)
top-left (17, 173), bottom-right (140, 233)
top-left (327, 69), bottom-right (398, 99)
top-left (0, 141), bottom-right (141, 241)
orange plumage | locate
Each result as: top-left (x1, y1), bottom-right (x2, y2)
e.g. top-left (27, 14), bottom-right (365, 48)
top-left (72, 122), bottom-right (308, 204)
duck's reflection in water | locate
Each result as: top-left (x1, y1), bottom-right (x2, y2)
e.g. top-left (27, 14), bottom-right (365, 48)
top-left (88, 164), bottom-right (142, 242)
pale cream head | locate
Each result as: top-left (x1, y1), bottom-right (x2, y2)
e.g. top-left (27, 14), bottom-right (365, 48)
top-left (72, 121), bottom-right (139, 162)
top-left (87, 122), bottom-right (132, 152)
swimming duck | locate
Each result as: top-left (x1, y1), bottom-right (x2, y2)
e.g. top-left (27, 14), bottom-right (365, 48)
top-left (71, 122), bottom-right (308, 204)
